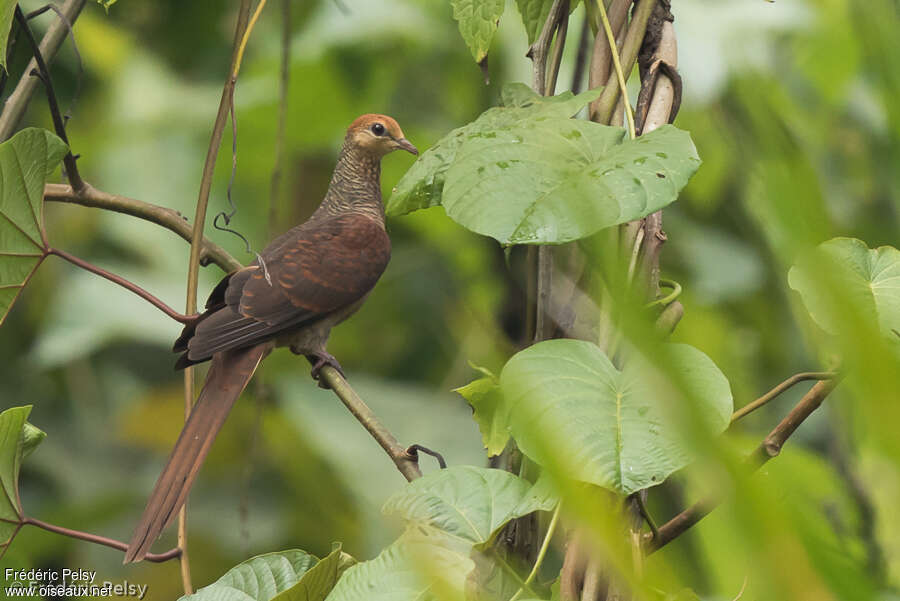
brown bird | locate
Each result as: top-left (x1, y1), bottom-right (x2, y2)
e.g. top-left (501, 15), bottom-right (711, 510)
top-left (124, 114), bottom-right (417, 563)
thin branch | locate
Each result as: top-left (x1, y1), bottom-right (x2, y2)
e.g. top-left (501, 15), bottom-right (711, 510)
top-left (646, 378), bottom-right (841, 553)
top-left (268, 0), bottom-right (291, 237)
top-left (179, 2), bottom-right (252, 592)
top-left (47, 247), bottom-right (197, 324)
top-left (730, 371), bottom-right (838, 423)
top-left (526, 0), bottom-right (567, 96)
top-left (44, 183), bottom-right (241, 272)
top-left (13, 5), bottom-right (83, 190)
top-left (545, 1), bottom-right (569, 96)
top-left (22, 517), bottom-right (180, 563)
top-left (633, 492), bottom-right (659, 539)
top-left (510, 502), bottom-right (562, 601)
top-left (317, 365), bottom-right (422, 481)
top-left (570, 18), bottom-right (590, 94)
top-left (0, 0), bottom-right (86, 141)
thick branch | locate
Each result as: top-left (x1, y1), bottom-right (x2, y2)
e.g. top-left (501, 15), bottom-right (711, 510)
top-left (0, 0), bottom-right (86, 141)
top-left (731, 371), bottom-right (838, 423)
top-left (591, 0), bottom-right (658, 125)
top-left (317, 365), bottom-right (422, 481)
top-left (646, 378), bottom-right (841, 553)
top-left (23, 517), bottom-right (180, 563)
top-left (43, 183), bottom-right (240, 272)
top-left (47, 247), bottom-right (197, 324)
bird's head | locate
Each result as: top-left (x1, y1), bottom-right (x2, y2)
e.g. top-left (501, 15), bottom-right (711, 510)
top-left (346, 114), bottom-right (418, 158)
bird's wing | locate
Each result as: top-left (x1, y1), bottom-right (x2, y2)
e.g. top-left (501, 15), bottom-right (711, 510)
top-left (181, 213), bottom-right (390, 363)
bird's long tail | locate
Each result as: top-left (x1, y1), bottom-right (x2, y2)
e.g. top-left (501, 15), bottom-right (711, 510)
top-left (124, 344), bottom-right (270, 563)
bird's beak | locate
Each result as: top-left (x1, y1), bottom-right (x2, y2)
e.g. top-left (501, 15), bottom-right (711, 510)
top-left (395, 138), bottom-right (418, 155)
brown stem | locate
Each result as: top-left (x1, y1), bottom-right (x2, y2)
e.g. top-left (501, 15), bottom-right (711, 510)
top-left (588, 0), bottom-right (632, 121)
top-left (527, 0), bottom-right (568, 96)
top-left (317, 365), bottom-right (422, 481)
top-left (570, 18), bottom-right (591, 94)
top-left (268, 0), bottom-right (291, 237)
top-left (44, 183), bottom-right (241, 272)
top-left (178, 6), bottom-right (252, 591)
top-left (545, 1), bottom-right (570, 95)
top-left (646, 378), bottom-right (842, 553)
top-left (731, 371), bottom-right (837, 423)
top-left (13, 6), bottom-right (84, 191)
top-left (591, 0), bottom-right (657, 125)
top-left (22, 517), bottom-right (180, 563)
top-left (47, 247), bottom-right (197, 324)
top-left (0, 0), bottom-right (86, 141)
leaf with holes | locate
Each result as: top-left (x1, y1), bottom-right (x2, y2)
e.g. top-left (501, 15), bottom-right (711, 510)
top-left (382, 466), bottom-right (556, 545)
top-left (443, 120), bottom-right (700, 245)
top-left (788, 238), bottom-right (900, 345)
top-left (450, 0), bottom-right (505, 63)
top-left (0, 128), bottom-right (68, 325)
top-left (1, 405), bottom-right (45, 559)
top-left (500, 340), bottom-right (732, 494)
top-left (387, 83), bottom-right (603, 216)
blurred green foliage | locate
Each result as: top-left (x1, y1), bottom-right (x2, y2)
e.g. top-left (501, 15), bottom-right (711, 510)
top-left (0, 0), bottom-right (898, 599)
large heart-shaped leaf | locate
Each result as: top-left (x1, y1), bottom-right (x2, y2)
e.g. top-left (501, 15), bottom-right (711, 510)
top-left (788, 237), bottom-right (900, 343)
top-left (387, 84), bottom-right (603, 216)
top-left (180, 550), bottom-right (319, 601)
top-left (0, 405), bottom-right (46, 559)
top-left (0, 128), bottom-right (69, 325)
top-left (443, 120), bottom-right (700, 245)
top-left (382, 466), bottom-right (556, 545)
top-left (450, 0), bottom-right (505, 63)
top-left (500, 340), bottom-right (733, 494)
top-left (272, 546), bottom-right (356, 601)
top-left (329, 467), bottom-right (554, 601)
top-left (325, 528), bottom-right (473, 601)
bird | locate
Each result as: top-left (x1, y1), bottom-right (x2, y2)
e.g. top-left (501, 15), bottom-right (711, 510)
top-left (124, 114), bottom-right (417, 563)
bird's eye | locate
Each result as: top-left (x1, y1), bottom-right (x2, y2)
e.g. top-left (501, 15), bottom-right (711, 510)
top-left (371, 123), bottom-right (385, 136)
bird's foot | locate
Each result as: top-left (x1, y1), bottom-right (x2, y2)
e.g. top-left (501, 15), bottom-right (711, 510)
top-left (307, 352), bottom-right (345, 388)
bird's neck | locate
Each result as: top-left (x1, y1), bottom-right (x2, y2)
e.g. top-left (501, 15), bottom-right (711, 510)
top-left (317, 139), bottom-right (384, 222)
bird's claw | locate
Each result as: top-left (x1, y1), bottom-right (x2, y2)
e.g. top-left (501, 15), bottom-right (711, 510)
top-left (308, 352), bottom-right (345, 389)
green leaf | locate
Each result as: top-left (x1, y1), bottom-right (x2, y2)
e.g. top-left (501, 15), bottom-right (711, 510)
top-left (325, 527), bottom-right (473, 601)
top-left (443, 121), bottom-right (700, 245)
top-left (383, 466), bottom-right (556, 545)
top-left (788, 237), bottom-right (900, 343)
top-left (0, 0), bottom-right (15, 72)
top-left (500, 340), bottom-right (733, 494)
top-left (21, 422), bottom-right (46, 459)
top-left (180, 550), bottom-right (319, 601)
top-left (387, 84), bottom-right (604, 217)
top-left (0, 128), bottom-right (69, 326)
top-left (454, 375), bottom-right (510, 456)
top-left (0, 405), bottom-right (39, 558)
top-left (450, 0), bottom-right (505, 63)
top-left (272, 545), bottom-right (356, 601)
